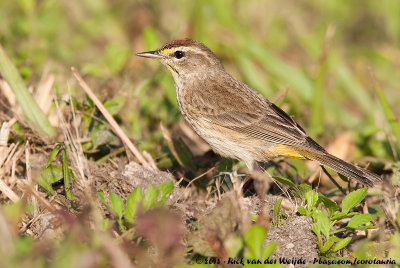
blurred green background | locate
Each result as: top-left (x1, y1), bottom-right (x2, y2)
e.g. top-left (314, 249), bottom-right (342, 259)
top-left (1, 0), bottom-right (399, 166)
top-left (1, 1), bottom-right (399, 266)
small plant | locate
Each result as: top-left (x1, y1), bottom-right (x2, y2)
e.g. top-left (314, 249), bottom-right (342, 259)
top-left (274, 176), bottom-right (377, 255)
top-left (298, 187), bottom-right (377, 255)
top-left (97, 182), bottom-right (174, 232)
top-left (187, 224), bottom-right (280, 268)
top-left (272, 198), bottom-right (288, 227)
top-left (39, 143), bottom-right (74, 201)
top-left (244, 225), bottom-right (280, 267)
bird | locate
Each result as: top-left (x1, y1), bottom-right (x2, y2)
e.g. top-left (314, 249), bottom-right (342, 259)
top-left (136, 38), bottom-right (382, 187)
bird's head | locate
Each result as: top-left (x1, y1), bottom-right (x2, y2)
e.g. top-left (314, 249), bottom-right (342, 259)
top-left (136, 39), bottom-right (223, 82)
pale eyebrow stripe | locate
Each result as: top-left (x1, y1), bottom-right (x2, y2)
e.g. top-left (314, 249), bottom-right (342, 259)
top-left (159, 47), bottom-right (209, 58)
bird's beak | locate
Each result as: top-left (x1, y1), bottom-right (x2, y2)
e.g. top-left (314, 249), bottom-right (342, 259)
top-left (136, 50), bottom-right (163, 59)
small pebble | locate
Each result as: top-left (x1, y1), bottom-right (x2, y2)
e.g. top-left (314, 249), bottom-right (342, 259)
top-left (286, 243), bottom-right (295, 249)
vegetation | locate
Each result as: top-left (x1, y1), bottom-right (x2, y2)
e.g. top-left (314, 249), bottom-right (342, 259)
top-left (0, 0), bottom-right (399, 267)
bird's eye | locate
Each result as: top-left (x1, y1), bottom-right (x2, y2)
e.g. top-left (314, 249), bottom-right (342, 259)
top-left (174, 50), bottom-right (185, 59)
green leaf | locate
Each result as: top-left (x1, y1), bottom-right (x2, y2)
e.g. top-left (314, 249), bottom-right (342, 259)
top-left (273, 198), bottom-right (283, 220)
top-left (273, 176), bottom-right (298, 190)
top-left (125, 188), bottom-right (143, 219)
top-left (342, 187), bottom-right (368, 214)
top-left (306, 190), bottom-right (319, 209)
top-left (312, 223), bottom-right (321, 245)
top-left (263, 241), bottom-right (279, 259)
top-left (39, 164), bottom-right (63, 195)
top-left (97, 192), bottom-right (107, 207)
top-left (109, 193), bottom-right (124, 220)
top-left (352, 225), bottom-right (379, 231)
top-left (62, 148), bottom-right (73, 201)
top-left (315, 211), bottom-right (330, 239)
top-left (143, 185), bottom-right (159, 210)
top-left (319, 195), bottom-right (339, 217)
top-left (329, 236), bottom-right (340, 242)
top-left (297, 206), bottom-right (307, 215)
top-left (320, 240), bottom-right (334, 253)
top-left (272, 198), bottom-right (287, 227)
top-left (330, 211), bottom-right (359, 221)
top-left (46, 144), bottom-right (61, 168)
top-left (330, 227), bottom-right (347, 235)
top-left (347, 214), bottom-right (372, 228)
top-left (332, 237), bottom-right (352, 252)
top-left (158, 181), bottom-right (174, 203)
top-left (298, 184), bottom-right (312, 200)
top-left (244, 225), bottom-right (267, 259)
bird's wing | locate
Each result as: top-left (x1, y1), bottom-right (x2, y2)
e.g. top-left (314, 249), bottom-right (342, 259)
top-left (204, 103), bottom-right (325, 152)
top-left (205, 104), bottom-right (301, 142)
top-left (192, 80), bottom-right (325, 152)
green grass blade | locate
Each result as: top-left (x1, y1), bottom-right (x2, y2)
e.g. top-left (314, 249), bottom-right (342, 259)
top-left (246, 42), bottom-right (314, 101)
top-left (62, 147), bottom-right (73, 201)
top-left (0, 44), bottom-right (55, 136)
top-left (330, 57), bottom-right (373, 113)
top-left (309, 55), bottom-right (329, 136)
top-left (374, 82), bottom-right (400, 149)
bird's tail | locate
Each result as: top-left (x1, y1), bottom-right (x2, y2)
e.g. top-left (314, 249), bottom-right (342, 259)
top-left (301, 151), bottom-right (382, 187)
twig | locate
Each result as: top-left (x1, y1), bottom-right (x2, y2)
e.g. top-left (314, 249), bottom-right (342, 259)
top-left (185, 167), bottom-right (215, 188)
top-left (0, 177), bottom-right (20, 202)
top-left (143, 150), bottom-right (158, 169)
top-left (0, 120), bottom-right (20, 202)
top-left (71, 67), bottom-right (150, 168)
top-left (19, 181), bottom-right (56, 213)
top-left (179, 167), bottom-right (216, 200)
top-left (25, 141), bottom-right (39, 216)
top-left (34, 74), bottom-right (55, 114)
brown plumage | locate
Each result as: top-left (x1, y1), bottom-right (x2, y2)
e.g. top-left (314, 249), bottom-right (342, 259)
top-left (137, 39), bottom-right (382, 186)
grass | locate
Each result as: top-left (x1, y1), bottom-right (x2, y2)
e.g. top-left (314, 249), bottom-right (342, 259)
top-left (0, 0), bottom-right (399, 267)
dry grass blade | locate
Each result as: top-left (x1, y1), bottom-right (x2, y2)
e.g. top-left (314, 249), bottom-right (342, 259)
top-left (25, 141), bottom-right (39, 216)
top-left (143, 150), bottom-right (158, 169)
top-left (34, 74), bottom-right (55, 114)
top-left (0, 120), bottom-right (20, 202)
top-left (0, 178), bottom-right (20, 203)
top-left (54, 91), bottom-right (90, 188)
top-left (0, 79), bottom-right (17, 107)
top-left (71, 67), bottom-right (151, 169)
top-left (19, 181), bottom-right (55, 212)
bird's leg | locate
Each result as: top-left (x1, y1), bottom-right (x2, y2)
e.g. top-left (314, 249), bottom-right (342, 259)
top-left (247, 161), bottom-right (270, 197)
top-left (247, 161), bottom-right (272, 226)
top-left (321, 166), bottom-right (346, 195)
